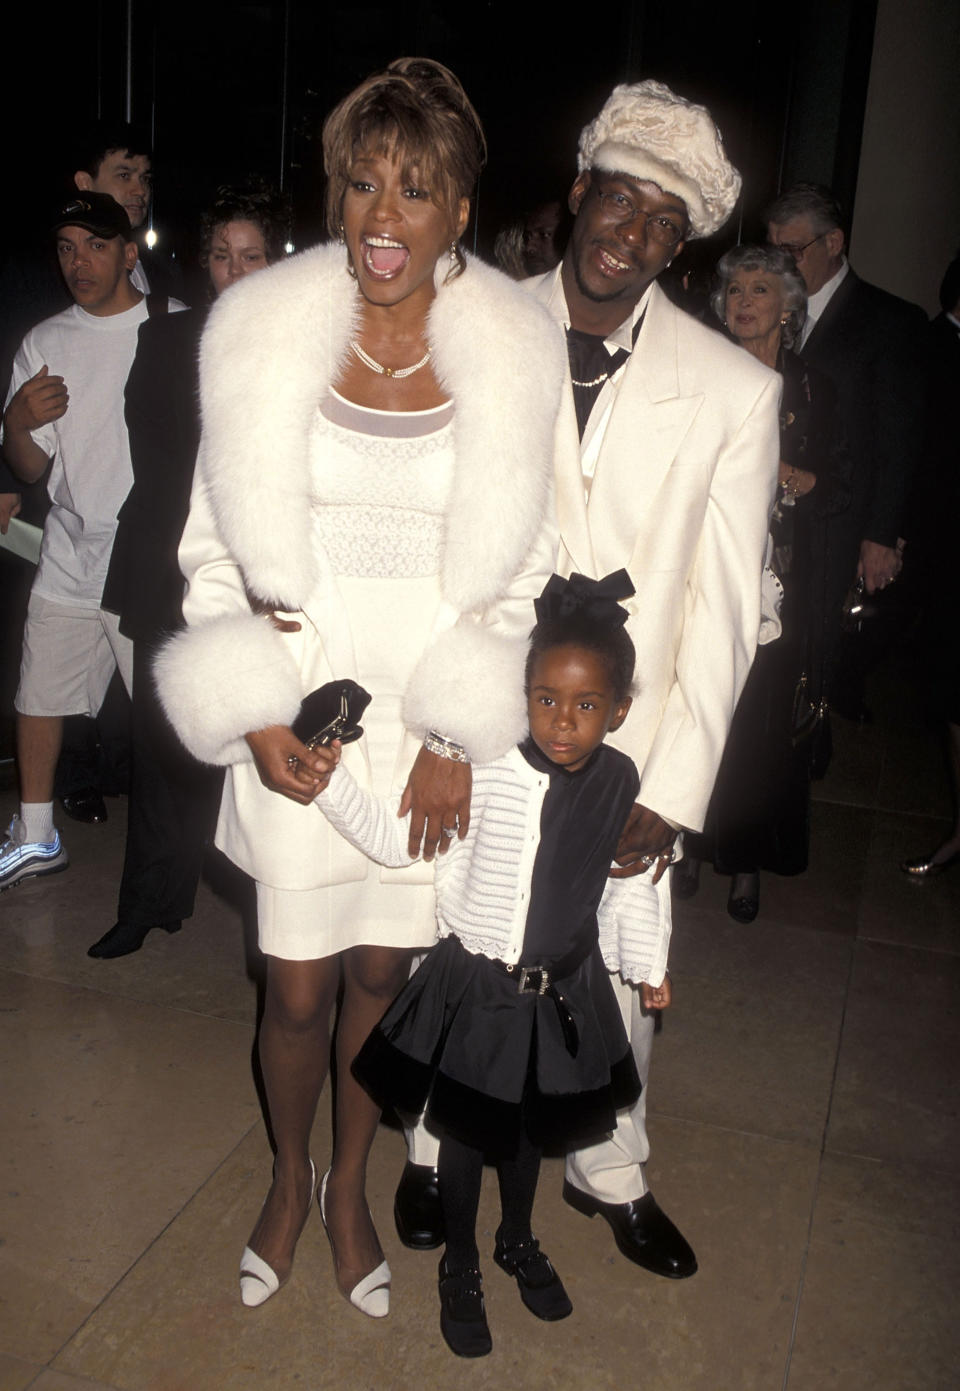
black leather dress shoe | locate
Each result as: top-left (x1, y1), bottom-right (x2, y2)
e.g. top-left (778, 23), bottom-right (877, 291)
top-left (394, 1160), bottom-right (444, 1249)
top-left (87, 920), bottom-right (182, 959)
top-left (562, 1181), bottom-right (697, 1279)
top-left (61, 789), bottom-right (108, 823)
top-left (727, 893), bottom-right (759, 924)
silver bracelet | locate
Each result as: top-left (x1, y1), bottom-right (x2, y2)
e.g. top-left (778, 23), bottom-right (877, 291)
top-left (424, 730), bottom-right (470, 764)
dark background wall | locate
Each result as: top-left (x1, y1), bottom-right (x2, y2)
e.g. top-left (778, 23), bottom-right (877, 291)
top-left (2, 0), bottom-right (957, 309)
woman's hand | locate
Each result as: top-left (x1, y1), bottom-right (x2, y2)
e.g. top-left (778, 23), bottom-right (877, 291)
top-left (245, 725), bottom-right (333, 804)
top-left (778, 461), bottom-right (816, 497)
top-left (610, 802), bottom-right (678, 883)
top-left (399, 746), bottom-right (472, 861)
top-left (857, 538), bottom-right (903, 594)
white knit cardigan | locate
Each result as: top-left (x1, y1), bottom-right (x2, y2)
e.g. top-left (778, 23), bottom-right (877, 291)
top-left (318, 747), bottom-right (671, 987)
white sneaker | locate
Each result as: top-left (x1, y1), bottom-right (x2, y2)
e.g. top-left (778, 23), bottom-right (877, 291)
top-left (0, 815), bottom-right (69, 891)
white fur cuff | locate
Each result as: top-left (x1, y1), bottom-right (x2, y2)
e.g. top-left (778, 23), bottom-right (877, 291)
top-left (403, 624), bottom-right (528, 766)
top-left (154, 612), bottom-right (303, 766)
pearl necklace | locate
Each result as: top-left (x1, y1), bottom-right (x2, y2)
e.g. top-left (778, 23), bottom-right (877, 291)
top-left (351, 341), bottom-right (431, 379)
top-left (570, 371), bottom-right (609, 388)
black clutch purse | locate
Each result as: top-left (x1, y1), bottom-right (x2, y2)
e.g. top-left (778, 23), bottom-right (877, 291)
top-left (291, 679), bottom-right (372, 750)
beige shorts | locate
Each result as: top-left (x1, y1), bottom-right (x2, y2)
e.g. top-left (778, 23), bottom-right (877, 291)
top-left (15, 591), bottom-right (134, 717)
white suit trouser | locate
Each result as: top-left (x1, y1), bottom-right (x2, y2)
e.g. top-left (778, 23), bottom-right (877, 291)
top-left (403, 972), bottom-right (654, 1202)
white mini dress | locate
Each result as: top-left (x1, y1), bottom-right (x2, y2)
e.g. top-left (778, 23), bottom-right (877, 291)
top-left (257, 388), bottom-right (455, 961)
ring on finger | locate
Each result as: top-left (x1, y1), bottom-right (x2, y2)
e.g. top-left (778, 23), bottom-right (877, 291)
top-left (639, 853), bottom-right (656, 866)
top-left (442, 824), bottom-right (458, 839)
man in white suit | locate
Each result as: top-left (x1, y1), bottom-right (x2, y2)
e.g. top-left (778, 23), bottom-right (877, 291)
top-left (527, 81), bottom-right (781, 1277)
top-left (392, 80), bottom-right (780, 1276)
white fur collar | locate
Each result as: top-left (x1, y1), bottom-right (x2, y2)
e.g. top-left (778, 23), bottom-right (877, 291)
top-left (197, 243), bottom-right (564, 612)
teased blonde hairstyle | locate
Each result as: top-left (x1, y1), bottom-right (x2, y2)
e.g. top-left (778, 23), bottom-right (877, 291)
top-left (322, 57), bottom-right (486, 279)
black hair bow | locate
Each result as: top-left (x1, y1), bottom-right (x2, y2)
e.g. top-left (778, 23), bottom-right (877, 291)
top-left (534, 570), bottom-right (635, 628)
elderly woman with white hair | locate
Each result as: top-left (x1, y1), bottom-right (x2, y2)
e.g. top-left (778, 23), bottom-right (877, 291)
top-left (676, 244), bottom-right (849, 921)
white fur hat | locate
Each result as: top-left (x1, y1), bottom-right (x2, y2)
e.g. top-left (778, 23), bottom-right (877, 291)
top-left (578, 80), bottom-right (742, 238)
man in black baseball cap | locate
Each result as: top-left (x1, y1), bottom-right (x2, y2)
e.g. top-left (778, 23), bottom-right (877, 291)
top-left (0, 192), bottom-right (183, 894)
top-left (49, 193), bottom-right (139, 317)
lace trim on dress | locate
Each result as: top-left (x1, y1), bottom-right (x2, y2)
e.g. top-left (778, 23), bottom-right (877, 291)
top-left (309, 396), bottom-right (455, 579)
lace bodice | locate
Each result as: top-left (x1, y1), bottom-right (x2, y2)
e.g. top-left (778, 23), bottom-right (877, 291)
top-left (309, 388), bottom-right (455, 578)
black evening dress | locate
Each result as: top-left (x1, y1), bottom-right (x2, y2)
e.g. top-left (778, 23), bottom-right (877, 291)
top-left (689, 349), bottom-right (849, 876)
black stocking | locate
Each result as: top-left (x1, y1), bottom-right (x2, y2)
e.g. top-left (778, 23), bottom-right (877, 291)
top-left (439, 1126), bottom-right (543, 1272)
top-left (438, 1131), bottom-right (484, 1272)
top-left (495, 1127), bottom-right (541, 1246)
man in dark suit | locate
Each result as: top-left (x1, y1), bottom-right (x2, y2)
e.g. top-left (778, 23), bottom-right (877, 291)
top-left (766, 184), bottom-right (927, 718)
top-left (767, 184), bottom-right (926, 599)
top-left (87, 305), bottom-right (224, 957)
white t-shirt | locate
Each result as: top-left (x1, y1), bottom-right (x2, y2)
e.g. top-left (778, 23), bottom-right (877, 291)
top-left (4, 295), bottom-right (184, 605)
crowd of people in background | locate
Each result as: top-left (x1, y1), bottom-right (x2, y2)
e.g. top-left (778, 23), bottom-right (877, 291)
top-left (0, 58), bottom-right (955, 1361)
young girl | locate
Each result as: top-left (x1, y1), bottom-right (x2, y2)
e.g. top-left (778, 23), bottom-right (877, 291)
top-left (312, 571), bottom-right (672, 1356)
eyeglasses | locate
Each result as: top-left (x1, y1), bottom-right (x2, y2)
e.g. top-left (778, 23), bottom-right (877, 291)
top-left (769, 232), bottom-right (824, 260)
top-left (593, 186), bottom-right (686, 247)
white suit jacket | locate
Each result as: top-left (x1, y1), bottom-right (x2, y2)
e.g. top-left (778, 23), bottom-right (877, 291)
top-left (527, 274), bottom-right (781, 832)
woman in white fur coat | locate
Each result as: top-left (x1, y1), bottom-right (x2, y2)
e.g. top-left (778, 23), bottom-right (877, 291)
top-left (155, 59), bottom-right (563, 1317)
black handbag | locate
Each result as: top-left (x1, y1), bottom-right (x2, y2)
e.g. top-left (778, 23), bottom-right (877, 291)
top-left (291, 679), bottom-right (372, 750)
top-left (791, 672), bottom-right (832, 780)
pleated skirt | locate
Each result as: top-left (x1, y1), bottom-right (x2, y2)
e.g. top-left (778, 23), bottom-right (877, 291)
top-left (354, 934), bottom-right (642, 1153)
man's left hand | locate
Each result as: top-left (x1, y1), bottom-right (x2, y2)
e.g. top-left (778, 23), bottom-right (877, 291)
top-left (610, 802), bottom-right (678, 883)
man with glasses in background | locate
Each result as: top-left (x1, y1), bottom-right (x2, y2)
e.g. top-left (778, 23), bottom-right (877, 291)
top-left (766, 183), bottom-right (926, 719)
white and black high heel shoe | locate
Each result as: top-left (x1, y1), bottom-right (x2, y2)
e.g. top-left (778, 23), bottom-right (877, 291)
top-left (239, 1158), bottom-right (317, 1308)
top-left (319, 1168), bottom-right (391, 1318)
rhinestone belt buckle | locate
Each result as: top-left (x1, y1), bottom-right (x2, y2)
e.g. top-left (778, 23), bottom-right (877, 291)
top-left (517, 966), bottom-right (550, 995)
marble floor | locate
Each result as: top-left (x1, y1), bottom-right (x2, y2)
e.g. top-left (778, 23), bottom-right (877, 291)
top-left (1, 656), bottom-right (958, 1391)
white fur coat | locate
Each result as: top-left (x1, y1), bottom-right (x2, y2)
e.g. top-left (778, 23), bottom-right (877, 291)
top-left (154, 245), bottom-right (564, 890)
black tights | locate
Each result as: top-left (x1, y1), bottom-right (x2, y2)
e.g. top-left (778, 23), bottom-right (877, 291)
top-left (438, 1128), bottom-right (542, 1273)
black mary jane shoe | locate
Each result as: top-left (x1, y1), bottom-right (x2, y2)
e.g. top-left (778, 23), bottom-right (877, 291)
top-left (438, 1258), bottom-right (492, 1358)
top-left (493, 1232), bottom-right (572, 1321)
top-left (394, 1160), bottom-right (444, 1249)
top-left (87, 920), bottom-right (182, 959)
